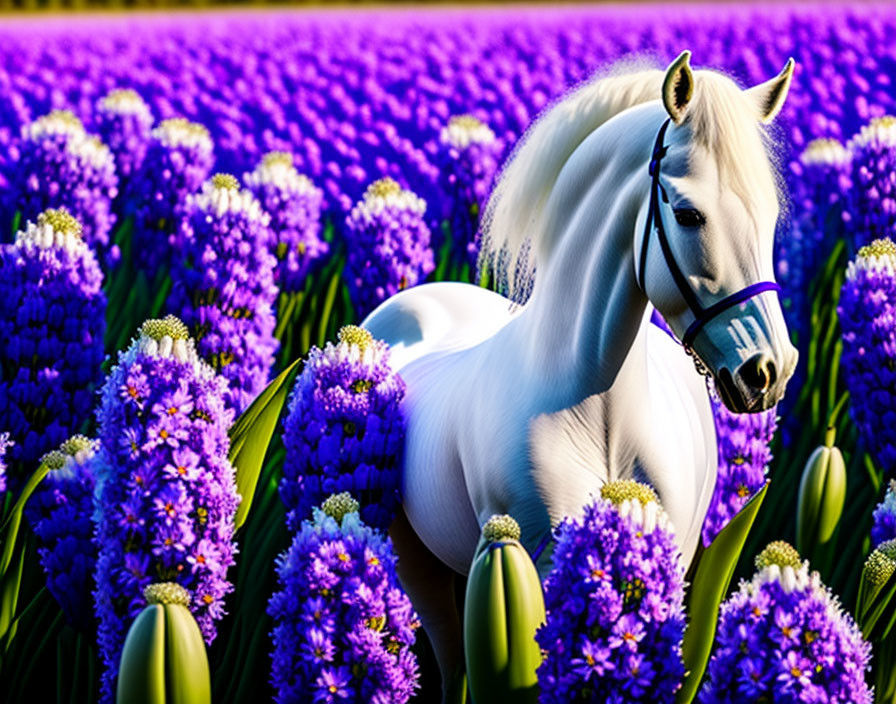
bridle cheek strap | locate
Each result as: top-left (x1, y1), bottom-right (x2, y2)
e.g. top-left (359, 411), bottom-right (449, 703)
top-left (637, 117), bottom-right (781, 352)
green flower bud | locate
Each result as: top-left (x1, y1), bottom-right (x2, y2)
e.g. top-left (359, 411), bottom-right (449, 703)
top-left (465, 513), bottom-right (544, 703)
top-left (139, 315), bottom-right (190, 342)
top-left (321, 492), bottom-right (360, 524)
top-left (600, 479), bottom-right (658, 507)
top-left (796, 428), bottom-right (846, 561)
top-left (38, 208), bottom-right (82, 238)
top-left (337, 325), bottom-right (374, 353)
top-left (210, 173), bottom-right (239, 190)
top-left (40, 449), bottom-right (67, 471)
top-left (117, 582), bottom-right (210, 704)
top-left (482, 514), bottom-right (522, 543)
top-left (755, 541), bottom-right (802, 571)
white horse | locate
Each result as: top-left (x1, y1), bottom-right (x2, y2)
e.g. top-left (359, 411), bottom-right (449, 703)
top-left (364, 51), bottom-right (798, 696)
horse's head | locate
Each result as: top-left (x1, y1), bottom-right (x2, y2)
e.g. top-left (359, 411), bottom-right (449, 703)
top-left (637, 51), bottom-right (798, 413)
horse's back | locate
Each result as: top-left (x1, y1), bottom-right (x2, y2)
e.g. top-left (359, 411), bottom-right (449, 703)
top-left (362, 281), bottom-right (517, 370)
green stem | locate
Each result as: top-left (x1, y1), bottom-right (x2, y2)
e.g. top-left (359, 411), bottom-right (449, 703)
top-left (317, 267), bottom-right (343, 347)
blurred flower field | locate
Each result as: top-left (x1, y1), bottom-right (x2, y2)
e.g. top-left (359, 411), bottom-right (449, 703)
top-left (1, 2), bottom-right (896, 702)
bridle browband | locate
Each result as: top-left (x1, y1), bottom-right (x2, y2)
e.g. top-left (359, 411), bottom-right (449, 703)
top-left (637, 117), bottom-right (781, 353)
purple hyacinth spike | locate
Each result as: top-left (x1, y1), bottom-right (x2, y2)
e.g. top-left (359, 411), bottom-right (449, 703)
top-left (839, 238), bottom-right (896, 472)
top-left (168, 173), bottom-right (278, 415)
top-left (699, 541), bottom-right (872, 703)
top-left (702, 384), bottom-right (777, 546)
top-left (782, 138), bottom-right (851, 322)
top-left (244, 151), bottom-right (327, 293)
top-left (93, 315), bottom-right (238, 702)
top-left (872, 480), bottom-right (896, 549)
top-left (268, 492), bottom-right (420, 704)
top-left (30, 435), bottom-right (98, 633)
top-left (344, 177), bottom-right (434, 318)
top-left (130, 117), bottom-right (215, 277)
top-left (281, 325), bottom-right (405, 531)
top-left (0, 209), bottom-right (106, 473)
top-left (0, 433), bottom-right (10, 495)
top-left (535, 480), bottom-right (687, 703)
top-left (845, 117), bottom-right (896, 252)
top-left (95, 89), bottom-right (154, 190)
top-left (436, 115), bottom-right (501, 268)
top-left (11, 110), bottom-right (118, 255)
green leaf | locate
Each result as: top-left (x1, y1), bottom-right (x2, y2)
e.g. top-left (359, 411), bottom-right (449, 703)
top-left (0, 460), bottom-right (50, 568)
top-left (677, 482), bottom-right (768, 704)
top-left (0, 544), bottom-right (25, 649)
top-left (165, 604), bottom-right (211, 704)
top-left (229, 359), bottom-right (301, 529)
top-left (116, 605), bottom-right (166, 704)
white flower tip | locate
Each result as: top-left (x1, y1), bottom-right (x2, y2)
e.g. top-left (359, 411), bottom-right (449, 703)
top-left (440, 114), bottom-right (497, 149)
top-left (152, 117), bottom-right (213, 152)
top-left (848, 115), bottom-right (896, 151)
top-left (353, 178), bottom-right (426, 218)
top-left (800, 138), bottom-right (850, 167)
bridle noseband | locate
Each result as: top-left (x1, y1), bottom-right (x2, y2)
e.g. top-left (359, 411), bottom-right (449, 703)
top-left (637, 118), bottom-right (781, 362)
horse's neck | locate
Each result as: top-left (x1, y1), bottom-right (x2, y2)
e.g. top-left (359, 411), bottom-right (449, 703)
top-left (512, 107), bottom-right (657, 401)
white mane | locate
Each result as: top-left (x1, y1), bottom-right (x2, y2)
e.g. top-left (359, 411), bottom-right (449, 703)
top-left (481, 60), bottom-right (781, 295)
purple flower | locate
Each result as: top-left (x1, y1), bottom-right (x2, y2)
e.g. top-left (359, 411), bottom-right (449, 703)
top-left (9, 110), bottom-right (118, 255)
top-left (344, 178), bottom-right (434, 318)
top-left (838, 239), bottom-right (896, 471)
top-left (95, 89), bottom-right (154, 189)
top-left (0, 209), bottom-right (106, 473)
top-left (168, 173), bottom-right (279, 415)
top-left (129, 118), bottom-right (215, 277)
top-left (780, 138), bottom-right (852, 330)
top-left (0, 433), bottom-right (10, 495)
top-left (93, 316), bottom-right (238, 702)
top-left (536, 480), bottom-right (686, 704)
top-left (244, 151), bottom-right (327, 292)
top-left (268, 493), bottom-right (420, 704)
top-left (702, 385), bottom-right (777, 546)
top-left (872, 480), bottom-right (896, 548)
top-left (280, 326), bottom-right (405, 531)
top-left (30, 436), bottom-right (97, 633)
top-left (699, 541), bottom-right (872, 704)
top-left (434, 115), bottom-right (502, 268)
top-left (845, 117), bottom-right (896, 253)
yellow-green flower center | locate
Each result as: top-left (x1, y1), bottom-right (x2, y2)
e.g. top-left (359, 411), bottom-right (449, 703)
top-left (41, 450), bottom-right (67, 471)
top-left (366, 177), bottom-right (402, 198)
top-left (600, 480), bottom-right (658, 507)
top-left (38, 208), bottom-right (82, 238)
top-left (139, 315), bottom-right (190, 342)
top-left (755, 540), bottom-right (802, 571)
top-left (60, 434), bottom-right (93, 456)
top-left (158, 117), bottom-right (210, 139)
top-left (449, 114), bottom-right (485, 131)
top-left (144, 582), bottom-right (192, 607)
top-left (858, 238), bottom-right (896, 259)
top-left (262, 151), bottom-right (294, 168)
top-left (338, 325), bottom-right (374, 353)
top-left (863, 545), bottom-right (896, 587)
top-left (870, 115), bottom-right (896, 130)
top-left (321, 492), bottom-right (360, 523)
top-left (482, 514), bottom-right (521, 543)
top-left (211, 173), bottom-right (240, 190)
top-left (43, 109), bottom-right (84, 130)
top-left (106, 88), bottom-right (139, 102)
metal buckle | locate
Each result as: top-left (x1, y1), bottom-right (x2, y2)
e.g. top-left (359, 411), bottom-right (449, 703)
top-left (683, 344), bottom-right (711, 378)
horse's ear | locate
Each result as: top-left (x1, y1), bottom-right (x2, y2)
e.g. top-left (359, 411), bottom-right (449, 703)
top-left (662, 51), bottom-right (694, 124)
top-left (746, 58), bottom-right (795, 124)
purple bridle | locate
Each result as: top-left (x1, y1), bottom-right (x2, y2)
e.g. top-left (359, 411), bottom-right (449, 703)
top-left (637, 118), bottom-right (781, 352)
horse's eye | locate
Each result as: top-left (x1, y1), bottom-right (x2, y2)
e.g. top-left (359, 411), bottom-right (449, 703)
top-left (673, 208), bottom-right (705, 228)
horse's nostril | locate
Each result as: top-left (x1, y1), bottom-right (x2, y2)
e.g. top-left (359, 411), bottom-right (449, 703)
top-left (740, 354), bottom-right (776, 394)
